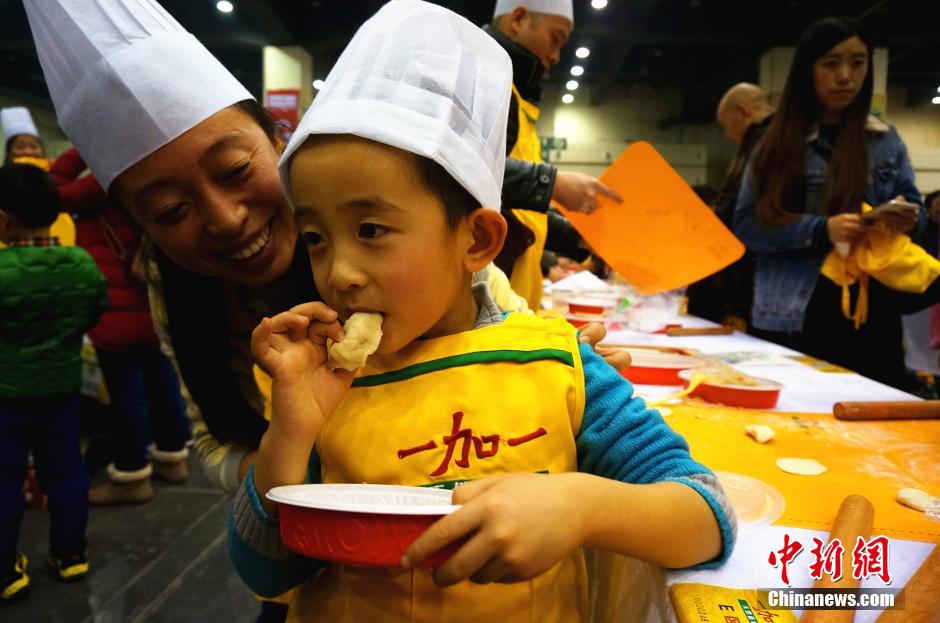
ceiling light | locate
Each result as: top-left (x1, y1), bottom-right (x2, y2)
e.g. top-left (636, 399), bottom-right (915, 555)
top-left (216, 1), bottom-right (234, 13)
top-left (591, 0), bottom-right (608, 9)
top-left (933, 96), bottom-right (940, 105)
top-left (566, 80), bottom-right (579, 91)
top-left (562, 94), bottom-right (575, 104)
top-left (313, 79), bottom-right (325, 90)
top-left (570, 65), bottom-right (584, 77)
top-left (575, 47), bottom-right (590, 59)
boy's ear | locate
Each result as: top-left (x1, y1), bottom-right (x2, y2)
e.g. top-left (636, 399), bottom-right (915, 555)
top-left (463, 208), bottom-right (507, 273)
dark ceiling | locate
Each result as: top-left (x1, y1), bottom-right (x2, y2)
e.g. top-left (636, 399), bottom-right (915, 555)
top-left (1, 0), bottom-right (937, 128)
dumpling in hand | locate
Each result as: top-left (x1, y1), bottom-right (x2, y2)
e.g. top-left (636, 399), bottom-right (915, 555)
top-left (327, 312), bottom-right (383, 371)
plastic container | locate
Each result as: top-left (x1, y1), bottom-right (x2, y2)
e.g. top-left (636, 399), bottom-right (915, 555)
top-left (267, 484), bottom-right (462, 567)
top-left (622, 350), bottom-right (703, 385)
top-left (714, 471), bottom-right (785, 530)
top-left (678, 369), bottom-right (782, 409)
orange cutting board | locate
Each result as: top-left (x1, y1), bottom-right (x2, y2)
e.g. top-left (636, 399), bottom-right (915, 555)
top-left (557, 141), bottom-right (744, 294)
top-left (667, 405), bottom-right (940, 543)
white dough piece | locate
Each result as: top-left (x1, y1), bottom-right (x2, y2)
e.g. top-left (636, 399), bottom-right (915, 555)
top-left (745, 425), bottom-right (775, 444)
top-left (776, 457), bottom-right (828, 476)
top-left (327, 313), bottom-right (383, 371)
top-left (896, 488), bottom-right (938, 512)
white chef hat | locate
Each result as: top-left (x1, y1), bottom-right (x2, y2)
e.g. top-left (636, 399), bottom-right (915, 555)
top-left (493, 0), bottom-right (574, 24)
top-left (279, 0), bottom-right (511, 212)
top-left (23, 0), bottom-right (253, 190)
top-left (1, 107), bottom-right (40, 142)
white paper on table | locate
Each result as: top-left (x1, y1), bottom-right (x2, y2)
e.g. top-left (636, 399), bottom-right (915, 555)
top-left (544, 270), bottom-right (610, 293)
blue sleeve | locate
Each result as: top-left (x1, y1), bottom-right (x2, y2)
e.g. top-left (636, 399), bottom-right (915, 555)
top-left (228, 451), bottom-right (325, 598)
top-left (733, 164), bottom-right (829, 254)
top-left (890, 128), bottom-right (926, 238)
top-left (575, 343), bottom-right (736, 568)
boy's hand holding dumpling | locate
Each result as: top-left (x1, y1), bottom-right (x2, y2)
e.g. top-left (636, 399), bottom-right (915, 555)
top-left (251, 302), bottom-right (355, 440)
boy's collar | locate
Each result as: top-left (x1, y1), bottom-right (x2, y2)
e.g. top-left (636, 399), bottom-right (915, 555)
top-left (471, 276), bottom-right (506, 329)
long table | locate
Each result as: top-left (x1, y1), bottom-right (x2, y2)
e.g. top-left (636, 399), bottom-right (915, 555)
top-left (599, 318), bottom-right (939, 623)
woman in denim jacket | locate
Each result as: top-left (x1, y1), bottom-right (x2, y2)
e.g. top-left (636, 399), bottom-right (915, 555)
top-left (734, 17), bottom-right (933, 391)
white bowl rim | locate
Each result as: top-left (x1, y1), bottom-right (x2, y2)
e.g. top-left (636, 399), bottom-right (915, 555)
top-left (627, 350), bottom-right (703, 370)
top-left (266, 483), bottom-right (462, 515)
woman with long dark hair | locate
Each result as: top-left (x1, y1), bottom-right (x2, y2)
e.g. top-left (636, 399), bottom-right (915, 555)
top-left (734, 17), bottom-right (926, 390)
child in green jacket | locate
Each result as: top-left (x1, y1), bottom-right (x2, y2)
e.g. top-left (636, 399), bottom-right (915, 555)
top-left (0, 163), bottom-right (107, 602)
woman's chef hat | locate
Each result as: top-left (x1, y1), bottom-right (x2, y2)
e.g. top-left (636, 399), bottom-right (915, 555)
top-left (1, 107), bottom-right (40, 141)
top-left (493, 0), bottom-right (574, 24)
top-left (23, 0), bottom-right (252, 190)
top-left (279, 0), bottom-right (512, 212)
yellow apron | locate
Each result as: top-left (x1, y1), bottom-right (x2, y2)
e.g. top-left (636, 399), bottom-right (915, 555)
top-left (821, 203), bottom-right (940, 327)
top-left (288, 314), bottom-right (588, 623)
top-left (508, 85), bottom-right (549, 312)
top-left (12, 156), bottom-right (76, 246)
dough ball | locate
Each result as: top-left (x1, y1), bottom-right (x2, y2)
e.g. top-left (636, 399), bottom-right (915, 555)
top-left (776, 457), bottom-right (827, 476)
top-left (327, 313), bottom-right (383, 371)
top-left (745, 425), bottom-right (775, 444)
top-left (896, 488), bottom-right (938, 512)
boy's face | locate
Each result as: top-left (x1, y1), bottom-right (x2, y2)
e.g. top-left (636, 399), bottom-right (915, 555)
top-left (290, 136), bottom-right (475, 356)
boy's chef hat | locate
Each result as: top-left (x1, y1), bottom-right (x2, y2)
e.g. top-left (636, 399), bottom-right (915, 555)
top-left (280, 0), bottom-right (512, 212)
top-left (23, 0), bottom-right (252, 190)
top-left (1, 107), bottom-right (40, 140)
top-left (493, 0), bottom-right (574, 24)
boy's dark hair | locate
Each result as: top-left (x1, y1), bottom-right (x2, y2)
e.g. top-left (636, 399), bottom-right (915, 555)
top-left (0, 163), bottom-right (61, 228)
top-left (415, 157), bottom-right (481, 230)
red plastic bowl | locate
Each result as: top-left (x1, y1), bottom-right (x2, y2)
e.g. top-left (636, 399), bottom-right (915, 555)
top-left (678, 369), bottom-right (782, 409)
top-left (568, 298), bottom-right (610, 315)
top-left (268, 484), bottom-right (462, 567)
top-left (622, 350), bottom-right (703, 385)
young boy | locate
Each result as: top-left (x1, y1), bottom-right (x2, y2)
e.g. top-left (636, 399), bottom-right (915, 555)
top-left (230, 2), bottom-right (735, 621)
top-left (0, 163), bottom-right (107, 601)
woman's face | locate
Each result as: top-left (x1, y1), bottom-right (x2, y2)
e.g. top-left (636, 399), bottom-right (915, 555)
top-left (813, 36), bottom-right (869, 117)
top-left (8, 134), bottom-right (44, 160)
top-left (112, 106), bottom-right (296, 286)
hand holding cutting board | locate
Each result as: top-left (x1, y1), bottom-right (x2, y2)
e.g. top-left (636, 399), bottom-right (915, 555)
top-left (556, 142), bottom-right (745, 294)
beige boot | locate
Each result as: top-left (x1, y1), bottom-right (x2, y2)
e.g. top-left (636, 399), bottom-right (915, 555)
top-left (151, 448), bottom-right (189, 484)
top-left (88, 464), bottom-right (153, 506)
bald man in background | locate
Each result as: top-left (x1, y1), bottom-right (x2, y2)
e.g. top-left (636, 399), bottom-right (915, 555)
top-left (688, 84), bottom-right (773, 330)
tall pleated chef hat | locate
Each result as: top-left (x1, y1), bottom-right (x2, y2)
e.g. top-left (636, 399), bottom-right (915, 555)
top-left (23, 0), bottom-right (252, 190)
top-left (1, 107), bottom-right (40, 141)
top-left (493, 0), bottom-right (574, 24)
top-left (279, 0), bottom-right (512, 212)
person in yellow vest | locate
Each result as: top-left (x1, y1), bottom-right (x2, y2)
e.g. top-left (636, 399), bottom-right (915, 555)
top-left (230, 3), bottom-right (735, 622)
top-left (483, 0), bottom-right (623, 310)
top-left (1, 107), bottom-right (76, 246)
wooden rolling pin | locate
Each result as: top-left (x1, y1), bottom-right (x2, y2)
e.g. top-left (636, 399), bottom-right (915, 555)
top-left (665, 326), bottom-right (734, 337)
top-left (800, 495), bottom-right (874, 623)
top-left (834, 401), bottom-right (940, 421)
top-left (874, 544), bottom-right (940, 623)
